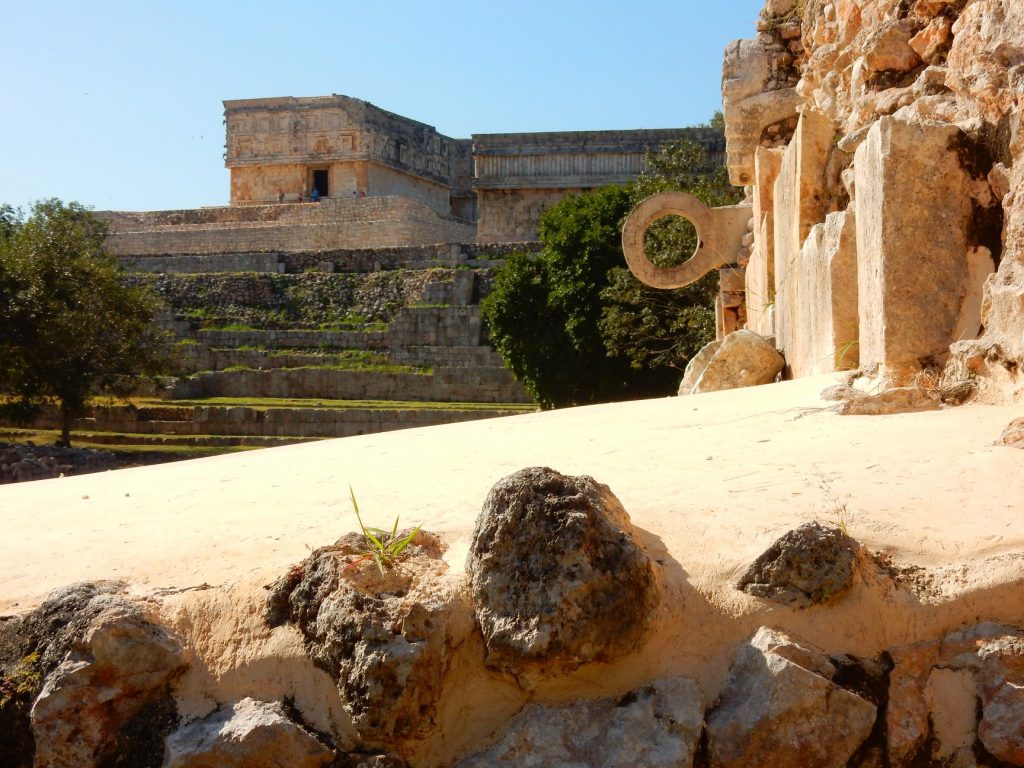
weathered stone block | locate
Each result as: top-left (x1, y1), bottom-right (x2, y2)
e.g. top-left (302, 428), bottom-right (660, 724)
top-left (774, 109), bottom-right (835, 355)
top-left (456, 677), bottom-right (704, 768)
top-left (854, 116), bottom-right (974, 382)
top-left (707, 627), bottom-right (876, 768)
top-left (781, 209), bottom-right (859, 377)
top-left (747, 147), bottom-right (785, 336)
top-left (689, 330), bottom-right (784, 395)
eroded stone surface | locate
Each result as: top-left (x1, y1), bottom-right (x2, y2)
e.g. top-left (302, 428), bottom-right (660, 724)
top-left (887, 623), bottom-right (1024, 767)
top-left (997, 417), bottom-right (1024, 448)
top-left (456, 677), bottom-right (703, 768)
top-left (0, 582), bottom-right (187, 768)
top-left (678, 339), bottom-right (722, 395)
top-left (736, 522), bottom-right (860, 607)
top-left (690, 329), bottom-right (784, 394)
top-left (466, 467), bottom-right (658, 687)
top-left (836, 386), bottom-right (941, 416)
top-left (164, 698), bottom-right (335, 768)
top-left (706, 627), bottom-right (877, 768)
top-left (265, 530), bottom-right (471, 742)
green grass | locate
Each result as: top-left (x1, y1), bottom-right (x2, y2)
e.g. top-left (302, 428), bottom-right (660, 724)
top-left (132, 396), bottom-right (536, 412)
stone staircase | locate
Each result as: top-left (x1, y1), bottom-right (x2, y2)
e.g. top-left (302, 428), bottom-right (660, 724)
top-left (2, 261), bottom-right (534, 461)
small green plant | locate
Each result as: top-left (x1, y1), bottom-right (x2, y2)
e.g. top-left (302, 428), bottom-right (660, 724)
top-left (0, 653), bottom-right (41, 707)
top-left (347, 487), bottom-right (420, 575)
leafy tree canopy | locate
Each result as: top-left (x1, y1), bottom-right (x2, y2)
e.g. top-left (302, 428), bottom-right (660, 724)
top-left (0, 199), bottom-right (169, 446)
top-left (482, 134), bottom-right (742, 409)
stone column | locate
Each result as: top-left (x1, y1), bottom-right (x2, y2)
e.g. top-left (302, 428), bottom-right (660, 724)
top-left (854, 115), bottom-right (973, 382)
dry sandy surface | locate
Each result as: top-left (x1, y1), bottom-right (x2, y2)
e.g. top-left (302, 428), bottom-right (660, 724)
top-left (1, 374), bottom-right (1021, 621)
top-left (3, 374), bottom-right (1022, 763)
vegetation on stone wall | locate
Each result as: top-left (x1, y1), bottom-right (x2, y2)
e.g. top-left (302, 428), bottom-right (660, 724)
top-left (133, 268), bottom-right (465, 330)
top-left (482, 139), bottom-right (741, 408)
top-left (0, 200), bottom-right (169, 446)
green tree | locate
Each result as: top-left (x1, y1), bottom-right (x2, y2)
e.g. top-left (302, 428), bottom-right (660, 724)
top-left (0, 199), bottom-right (168, 446)
top-left (482, 134), bottom-right (741, 409)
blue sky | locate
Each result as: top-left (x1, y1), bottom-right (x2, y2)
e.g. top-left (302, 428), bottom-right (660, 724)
top-left (1, 1), bottom-right (764, 213)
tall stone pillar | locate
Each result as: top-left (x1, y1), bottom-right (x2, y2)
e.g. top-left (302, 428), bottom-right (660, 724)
top-left (854, 116), bottom-right (974, 382)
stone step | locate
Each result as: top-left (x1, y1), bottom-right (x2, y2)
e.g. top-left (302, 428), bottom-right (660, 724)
top-left (168, 366), bottom-right (532, 404)
top-left (173, 347), bottom-right (423, 375)
top-left (193, 328), bottom-right (389, 351)
top-left (10, 402), bottom-right (532, 440)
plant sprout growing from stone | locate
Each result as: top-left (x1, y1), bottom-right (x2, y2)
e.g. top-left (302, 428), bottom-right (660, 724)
top-left (347, 486), bottom-right (420, 575)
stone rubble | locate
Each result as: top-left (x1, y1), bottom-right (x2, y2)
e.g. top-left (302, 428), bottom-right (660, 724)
top-left (736, 522), bottom-right (861, 607)
top-left (465, 467), bottom-right (659, 688)
top-left (681, 329), bottom-right (785, 395)
top-left (455, 677), bottom-right (704, 768)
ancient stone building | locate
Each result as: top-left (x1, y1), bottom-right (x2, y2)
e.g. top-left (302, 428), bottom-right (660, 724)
top-left (472, 128), bottom-right (724, 241)
top-left (224, 95), bottom-right (475, 221)
top-left (100, 95), bottom-right (724, 255)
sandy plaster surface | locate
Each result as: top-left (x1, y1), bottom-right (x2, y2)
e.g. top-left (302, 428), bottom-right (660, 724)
top-left (1, 374), bottom-right (1021, 617)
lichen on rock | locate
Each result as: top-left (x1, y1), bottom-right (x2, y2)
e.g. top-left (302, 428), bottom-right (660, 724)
top-left (736, 521), bottom-right (861, 607)
top-left (265, 529), bottom-right (471, 744)
top-left (466, 466), bottom-right (659, 687)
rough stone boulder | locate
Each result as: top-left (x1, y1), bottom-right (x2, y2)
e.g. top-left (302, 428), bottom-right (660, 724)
top-left (682, 330), bottom-right (784, 396)
top-left (887, 623), bottom-right (1024, 767)
top-left (455, 677), bottom-right (703, 768)
top-left (706, 627), bottom-right (877, 768)
top-left (736, 522), bottom-right (861, 607)
top-left (0, 581), bottom-right (186, 768)
top-left (466, 467), bottom-right (659, 687)
top-left (163, 697), bottom-right (335, 768)
top-left (677, 339), bottom-right (722, 395)
top-left (997, 417), bottom-right (1024, 448)
top-left (265, 529), bottom-right (471, 743)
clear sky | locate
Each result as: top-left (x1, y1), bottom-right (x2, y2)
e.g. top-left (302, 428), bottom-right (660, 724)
top-left (1, 1), bottom-right (764, 213)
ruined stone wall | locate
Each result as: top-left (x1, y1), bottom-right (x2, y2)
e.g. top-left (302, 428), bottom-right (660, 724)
top-left (100, 197), bottom-right (476, 256)
top-left (728, 0), bottom-right (1024, 399)
top-left (475, 188), bottom-right (588, 243)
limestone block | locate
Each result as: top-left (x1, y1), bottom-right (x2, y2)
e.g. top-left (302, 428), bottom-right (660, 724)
top-left (163, 698), bottom-right (335, 768)
top-left (691, 329), bottom-right (784, 394)
top-left (706, 627), bottom-right (876, 768)
top-left (862, 20), bottom-right (922, 73)
top-left (722, 37), bottom-right (802, 186)
top-left (773, 109), bottom-right (836, 356)
top-left (747, 147), bottom-right (785, 336)
top-left (678, 339), bottom-right (722, 396)
top-left (466, 467), bottom-right (658, 688)
top-left (456, 678), bottom-right (704, 768)
top-left (854, 116), bottom-right (974, 382)
top-left (780, 209), bottom-right (859, 377)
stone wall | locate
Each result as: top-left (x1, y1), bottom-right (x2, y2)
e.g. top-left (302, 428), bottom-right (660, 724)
top-left (472, 128), bottom-right (726, 242)
top-left (727, 0), bottom-right (1023, 398)
top-left (100, 197), bottom-right (476, 256)
top-left (117, 241), bottom-right (542, 275)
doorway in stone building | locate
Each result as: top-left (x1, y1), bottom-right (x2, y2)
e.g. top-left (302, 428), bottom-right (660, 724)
top-left (312, 169), bottom-right (329, 199)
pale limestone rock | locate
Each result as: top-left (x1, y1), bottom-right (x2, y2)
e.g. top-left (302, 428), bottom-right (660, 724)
top-left (456, 678), bottom-right (703, 768)
top-left (747, 147), bottom-right (785, 336)
top-left (773, 109), bottom-right (835, 356)
top-left (706, 628), bottom-right (876, 768)
top-left (887, 624), bottom-right (1024, 767)
top-left (265, 530), bottom-right (471, 742)
top-left (923, 669), bottom-right (978, 763)
top-left (836, 386), bottom-right (940, 416)
top-left (163, 698), bottom-right (335, 768)
top-left (30, 595), bottom-right (186, 768)
top-left (782, 209), bottom-right (859, 377)
top-left (466, 467), bottom-right (657, 688)
top-left (692, 330), bottom-right (784, 394)
top-left (854, 115), bottom-right (974, 383)
top-left (862, 20), bottom-right (922, 73)
top-left (909, 16), bottom-right (953, 63)
top-left (997, 418), bottom-right (1024, 448)
top-left (678, 339), bottom-right (722, 396)
top-left (723, 38), bottom-right (802, 186)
